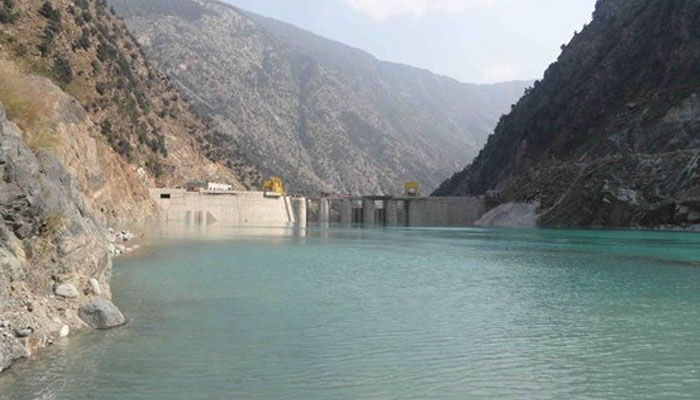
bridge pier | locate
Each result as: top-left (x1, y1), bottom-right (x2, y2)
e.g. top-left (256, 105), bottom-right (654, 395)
top-left (385, 199), bottom-right (398, 227)
top-left (319, 198), bottom-right (330, 226)
top-left (340, 199), bottom-right (353, 226)
top-left (362, 199), bottom-right (376, 227)
top-left (293, 198), bottom-right (307, 228)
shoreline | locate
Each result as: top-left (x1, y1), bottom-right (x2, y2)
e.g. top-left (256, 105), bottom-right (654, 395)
top-left (0, 226), bottom-right (140, 375)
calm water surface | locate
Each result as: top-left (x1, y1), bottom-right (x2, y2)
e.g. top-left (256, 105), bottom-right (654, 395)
top-left (2, 227), bottom-right (700, 399)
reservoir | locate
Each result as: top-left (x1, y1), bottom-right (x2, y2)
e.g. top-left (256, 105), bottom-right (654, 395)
top-left (2, 227), bottom-right (700, 399)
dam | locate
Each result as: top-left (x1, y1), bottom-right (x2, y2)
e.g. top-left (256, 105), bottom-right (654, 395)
top-left (149, 188), bottom-right (486, 228)
top-left (307, 196), bottom-right (485, 227)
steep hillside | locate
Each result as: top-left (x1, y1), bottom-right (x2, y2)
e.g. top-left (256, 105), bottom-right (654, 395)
top-left (435, 0), bottom-right (700, 229)
top-left (110, 0), bottom-right (528, 195)
top-left (0, 0), bottom-right (260, 212)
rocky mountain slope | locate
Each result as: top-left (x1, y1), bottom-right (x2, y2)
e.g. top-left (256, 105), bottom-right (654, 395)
top-left (0, 0), bottom-right (259, 371)
top-left (0, 0), bottom-right (259, 207)
top-left (110, 0), bottom-right (529, 195)
top-left (435, 0), bottom-right (700, 229)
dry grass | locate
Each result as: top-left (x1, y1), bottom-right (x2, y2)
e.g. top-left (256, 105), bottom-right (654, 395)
top-left (44, 210), bottom-right (65, 235)
top-left (64, 75), bottom-right (93, 103)
top-left (0, 58), bottom-right (62, 151)
top-left (25, 126), bottom-right (62, 151)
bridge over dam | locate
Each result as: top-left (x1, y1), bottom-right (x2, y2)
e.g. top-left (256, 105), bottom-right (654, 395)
top-left (149, 188), bottom-right (486, 228)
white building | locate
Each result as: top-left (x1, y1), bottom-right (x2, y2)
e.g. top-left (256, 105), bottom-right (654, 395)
top-left (207, 182), bottom-right (232, 192)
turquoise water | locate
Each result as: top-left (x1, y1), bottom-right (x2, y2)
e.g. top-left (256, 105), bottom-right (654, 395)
top-left (2, 227), bottom-right (700, 399)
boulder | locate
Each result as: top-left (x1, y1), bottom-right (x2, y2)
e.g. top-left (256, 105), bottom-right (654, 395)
top-left (78, 298), bottom-right (126, 329)
top-left (54, 283), bottom-right (79, 298)
top-left (59, 324), bottom-right (70, 338)
top-left (89, 278), bottom-right (102, 296)
top-left (14, 328), bottom-right (32, 338)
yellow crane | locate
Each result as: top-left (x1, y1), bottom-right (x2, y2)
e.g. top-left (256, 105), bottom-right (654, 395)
top-left (263, 177), bottom-right (285, 197)
top-left (404, 181), bottom-right (420, 197)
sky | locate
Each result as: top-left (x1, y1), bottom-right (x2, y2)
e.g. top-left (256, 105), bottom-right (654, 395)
top-left (221, 0), bottom-right (597, 84)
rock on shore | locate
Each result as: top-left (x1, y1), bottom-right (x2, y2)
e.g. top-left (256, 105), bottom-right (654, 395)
top-left (78, 298), bottom-right (127, 330)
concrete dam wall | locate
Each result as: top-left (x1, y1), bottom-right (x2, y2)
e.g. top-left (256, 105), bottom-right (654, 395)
top-left (149, 189), bottom-right (300, 227)
top-left (310, 196), bottom-right (486, 227)
top-left (150, 189), bottom-right (486, 228)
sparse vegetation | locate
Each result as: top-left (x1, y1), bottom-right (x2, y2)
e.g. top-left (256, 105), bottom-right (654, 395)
top-left (0, 0), bottom-right (257, 189)
top-left (0, 0), bottom-right (18, 24)
top-left (38, 1), bottom-right (62, 57)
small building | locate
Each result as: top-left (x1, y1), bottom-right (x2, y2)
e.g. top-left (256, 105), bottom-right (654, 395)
top-left (207, 182), bottom-right (233, 192)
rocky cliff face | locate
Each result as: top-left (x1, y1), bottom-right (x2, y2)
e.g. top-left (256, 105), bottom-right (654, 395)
top-left (110, 0), bottom-right (529, 195)
top-left (0, 95), bottom-right (114, 372)
top-left (435, 0), bottom-right (700, 229)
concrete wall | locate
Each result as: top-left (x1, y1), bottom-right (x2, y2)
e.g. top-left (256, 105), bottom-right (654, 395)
top-left (149, 189), bottom-right (297, 227)
top-left (406, 197), bottom-right (484, 227)
top-left (323, 196), bottom-right (485, 227)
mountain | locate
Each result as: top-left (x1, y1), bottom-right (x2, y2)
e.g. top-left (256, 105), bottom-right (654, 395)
top-left (109, 0), bottom-right (529, 195)
top-left (0, 0), bottom-right (258, 371)
top-left (435, 0), bottom-right (700, 229)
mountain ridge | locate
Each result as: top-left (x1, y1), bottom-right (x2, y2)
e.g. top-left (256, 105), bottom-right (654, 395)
top-left (111, 0), bottom-right (530, 194)
top-left (434, 0), bottom-right (700, 229)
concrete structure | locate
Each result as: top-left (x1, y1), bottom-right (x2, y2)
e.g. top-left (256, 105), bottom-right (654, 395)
top-left (385, 199), bottom-right (399, 227)
top-left (318, 198), bottom-right (330, 227)
top-left (150, 187), bottom-right (486, 229)
top-left (293, 198), bottom-right (307, 228)
top-left (362, 199), bottom-right (376, 227)
top-left (307, 195), bottom-right (486, 228)
top-left (149, 189), bottom-right (298, 227)
top-left (406, 197), bottom-right (483, 227)
top-left (339, 199), bottom-right (352, 226)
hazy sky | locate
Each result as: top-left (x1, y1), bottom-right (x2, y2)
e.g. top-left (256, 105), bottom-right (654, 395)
top-left (221, 0), bottom-right (597, 84)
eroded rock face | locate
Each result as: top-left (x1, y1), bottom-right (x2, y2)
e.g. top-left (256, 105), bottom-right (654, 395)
top-left (78, 298), bottom-right (126, 330)
top-left (0, 98), bottom-right (123, 372)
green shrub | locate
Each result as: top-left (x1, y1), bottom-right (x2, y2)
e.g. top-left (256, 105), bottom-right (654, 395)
top-left (39, 1), bottom-right (60, 23)
top-left (75, 0), bottom-right (89, 10)
top-left (100, 120), bottom-right (116, 145)
top-left (52, 56), bottom-right (73, 86)
top-left (146, 156), bottom-right (164, 178)
top-left (117, 138), bottom-right (132, 159)
top-left (96, 42), bottom-right (116, 62)
top-left (0, 0), bottom-right (18, 23)
top-left (77, 28), bottom-right (90, 50)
